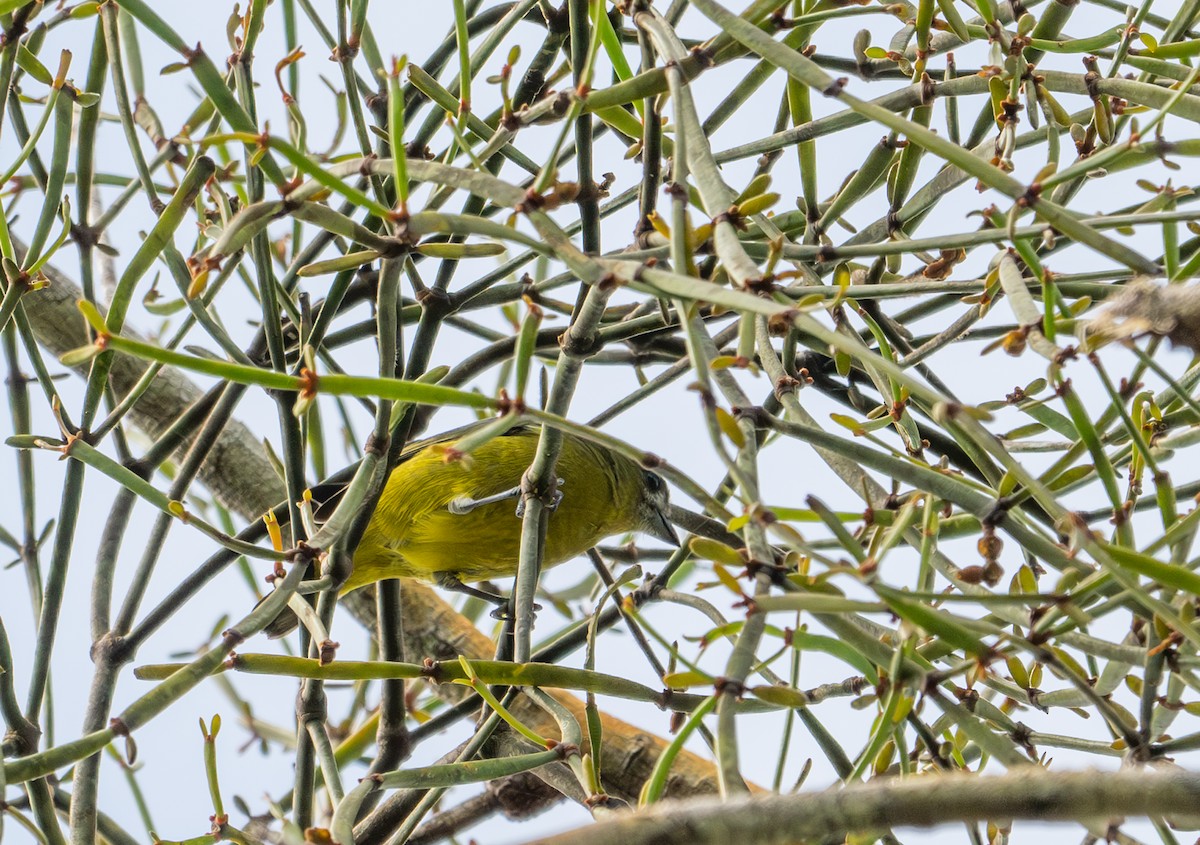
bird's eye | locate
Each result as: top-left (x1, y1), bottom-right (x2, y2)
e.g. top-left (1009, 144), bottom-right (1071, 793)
top-left (643, 470), bottom-right (663, 493)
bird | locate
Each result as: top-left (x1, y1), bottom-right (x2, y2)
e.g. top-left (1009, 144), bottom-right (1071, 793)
top-left (265, 422), bottom-right (678, 637)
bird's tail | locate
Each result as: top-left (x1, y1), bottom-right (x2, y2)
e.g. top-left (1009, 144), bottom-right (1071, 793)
top-left (252, 592), bottom-right (302, 639)
top-left (264, 606), bottom-right (301, 638)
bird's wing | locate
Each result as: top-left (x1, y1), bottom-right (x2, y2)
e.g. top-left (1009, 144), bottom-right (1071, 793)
top-left (310, 420), bottom-right (536, 523)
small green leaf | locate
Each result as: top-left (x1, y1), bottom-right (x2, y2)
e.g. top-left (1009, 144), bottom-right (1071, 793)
top-left (662, 671), bottom-right (711, 689)
top-left (1047, 464), bottom-right (1094, 492)
top-left (61, 344), bottom-right (103, 366)
top-left (735, 192), bottom-right (780, 217)
top-left (715, 406), bottom-right (746, 448)
top-left (688, 537), bottom-right (744, 568)
top-left (1007, 656), bottom-right (1029, 688)
top-left (16, 45), bottom-right (53, 85)
top-left (750, 685), bottom-right (812, 707)
top-left (1104, 543), bottom-right (1200, 595)
top-left (416, 242), bottom-right (506, 259)
top-left (726, 513), bottom-right (750, 532)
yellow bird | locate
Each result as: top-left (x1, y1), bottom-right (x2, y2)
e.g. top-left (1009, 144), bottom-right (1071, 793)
top-left (267, 424), bottom-right (677, 636)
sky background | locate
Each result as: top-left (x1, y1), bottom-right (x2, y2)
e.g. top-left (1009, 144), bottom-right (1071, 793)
top-left (2, 0), bottom-right (1198, 843)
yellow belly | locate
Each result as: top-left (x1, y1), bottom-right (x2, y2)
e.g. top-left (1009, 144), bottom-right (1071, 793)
top-left (339, 430), bottom-right (636, 593)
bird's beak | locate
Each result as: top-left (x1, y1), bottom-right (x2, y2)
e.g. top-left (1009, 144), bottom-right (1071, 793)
top-left (647, 506), bottom-right (680, 547)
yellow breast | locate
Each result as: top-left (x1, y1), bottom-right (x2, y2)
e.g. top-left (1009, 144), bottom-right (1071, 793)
top-left (340, 430), bottom-right (640, 593)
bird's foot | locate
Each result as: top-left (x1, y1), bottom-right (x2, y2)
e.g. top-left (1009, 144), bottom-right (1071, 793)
top-left (514, 477), bottom-right (564, 518)
top-left (489, 597), bottom-right (543, 621)
top-left (434, 573), bottom-right (541, 619)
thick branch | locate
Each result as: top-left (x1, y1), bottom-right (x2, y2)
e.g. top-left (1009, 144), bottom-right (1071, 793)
top-left (523, 768), bottom-right (1200, 845)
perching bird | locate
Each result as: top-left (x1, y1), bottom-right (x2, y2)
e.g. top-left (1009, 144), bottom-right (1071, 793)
top-left (266, 423), bottom-right (677, 637)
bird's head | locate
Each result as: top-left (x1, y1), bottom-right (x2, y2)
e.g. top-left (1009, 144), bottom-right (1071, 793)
top-left (637, 470), bottom-right (679, 547)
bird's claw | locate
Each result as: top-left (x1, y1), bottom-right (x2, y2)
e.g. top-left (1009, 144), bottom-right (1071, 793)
top-left (514, 478), bottom-right (565, 518)
top-left (490, 599), bottom-right (542, 621)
